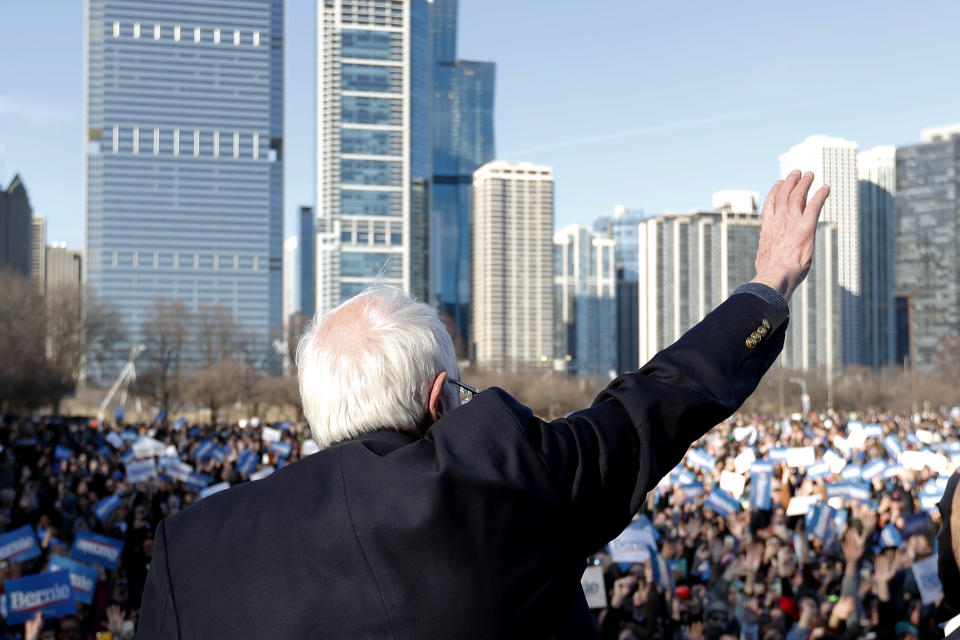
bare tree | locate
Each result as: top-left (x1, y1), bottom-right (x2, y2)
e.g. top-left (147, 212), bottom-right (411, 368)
top-left (140, 297), bottom-right (191, 415)
top-left (188, 358), bottom-right (252, 424)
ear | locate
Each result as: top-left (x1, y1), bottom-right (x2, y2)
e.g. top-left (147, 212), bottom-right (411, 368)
top-left (427, 371), bottom-right (448, 424)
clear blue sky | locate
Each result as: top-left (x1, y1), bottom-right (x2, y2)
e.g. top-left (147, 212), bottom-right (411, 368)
top-left (1, 1), bottom-right (958, 249)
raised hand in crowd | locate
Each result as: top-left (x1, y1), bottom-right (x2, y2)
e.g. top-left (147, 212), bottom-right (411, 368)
top-left (24, 611), bottom-right (43, 640)
top-left (609, 575), bottom-right (638, 610)
top-left (874, 551), bottom-right (897, 602)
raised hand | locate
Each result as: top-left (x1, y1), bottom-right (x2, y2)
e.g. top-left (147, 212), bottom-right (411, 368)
top-left (610, 575), bottom-right (637, 609)
top-left (753, 170), bottom-right (830, 302)
top-left (24, 611), bottom-right (43, 640)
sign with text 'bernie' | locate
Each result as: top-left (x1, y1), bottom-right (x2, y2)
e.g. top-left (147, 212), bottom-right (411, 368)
top-left (609, 518), bottom-right (658, 564)
top-left (581, 566), bottom-right (608, 609)
top-left (47, 556), bottom-right (99, 605)
top-left (805, 503), bottom-right (836, 541)
top-left (236, 450), bottom-right (258, 477)
top-left (71, 531), bottom-right (123, 570)
top-left (750, 471), bottom-right (772, 511)
top-left (0, 571), bottom-right (76, 624)
top-left (686, 448), bottom-right (716, 472)
top-left (93, 494), bottom-right (122, 522)
top-left (268, 441), bottom-right (292, 458)
top-left (705, 487), bottom-right (740, 516)
top-left (0, 525), bottom-right (42, 564)
top-left (125, 458), bottom-right (158, 484)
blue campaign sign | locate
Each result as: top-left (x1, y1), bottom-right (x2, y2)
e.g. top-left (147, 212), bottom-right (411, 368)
top-left (269, 441), bottom-right (292, 457)
top-left (807, 461), bottom-right (830, 480)
top-left (705, 488), bottom-right (740, 516)
top-left (120, 429), bottom-right (138, 442)
top-left (881, 524), bottom-right (904, 548)
top-left (47, 556), bottom-right (99, 605)
top-left (54, 445), bottom-right (72, 461)
top-left (0, 525), bottom-right (42, 563)
top-left (805, 503), bottom-right (835, 541)
top-left (236, 450), bottom-right (258, 477)
top-left (194, 439), bottom-right (214, 461)
top-left (0, 571), bottom-right (76, 624)
top-left (114, 407), bottom-right (126, 422)
top-left (678, 482), bottom-right (704, 498)
top-left (173, 417), bottom-right (188, 431)
top-left (125, 458), bottom-right (158, 484)
top-left (883, 435), bottom-right (903, 458)
top-left (751, 460), bottom-right (774, 476)
top-left (861, 459), bottom-right (886, 480)
top-left (187, 472), bottom-right (214, 489)
top-left (71, 531), bottom-right (124, 570)
top-left (841, 464), bottom-right (862, 480)
top-left (93, 494), bottom-right (122, 522)
top-left (750, 472), bottom-right (772, 511)
top-left (686, 448), bottom-right (716, 472)
top-left (211, 446), bottom-right (227, 463)
top-left (768, 447), bottom-right (789, 462)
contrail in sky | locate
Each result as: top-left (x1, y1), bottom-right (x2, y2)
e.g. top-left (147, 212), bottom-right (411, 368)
top-left (503, 107), bottom-right (774, 156)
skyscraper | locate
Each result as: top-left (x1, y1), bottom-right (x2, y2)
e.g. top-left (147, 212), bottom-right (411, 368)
top-left (32, 216), bottom-right (46, 293)
top-left (637, 211), bottom-right (839, 373)
top-left (779, 135), bottom-right (859, 365)
top-left (858, 146), bottom-right (897, 369)
top-left (593, 205), bottom-right (644, 372)
top-left (895, 124), bottom-right (960, 371)
top-left (45, 244), bottom-right (83, 292)
top-left (299, 205), bottom-right (316, 318)
top-left (430, 0), bottom-right (495, 348)
top-left (0, 174), bottom-right (33, 277)
top-left (472, 162), bottom-right (554, 371)
top-left (315, 0), bottom-right (432, 314)
top-left (553, 225), bottom-right (617, 377)
top-left (85, 1), bottom-right (284, 372)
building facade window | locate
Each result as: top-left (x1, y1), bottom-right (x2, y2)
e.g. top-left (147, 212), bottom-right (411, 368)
top-left (174, 25), bottom-right (181, 41)
top-left (112, 20), bottom-right (120, 37)
top-left (153, 24), bottom-right (161, 40)
top-left (253, 31), bottom-right (260, 46)
top-left (132, 126), bottom-right (140, 153)
top-left (214, 27), bottom-right (221, 44)
top-left (153, 128), bottom-right (160, 155)
top-left (233, 29), bottom-right (241, 45)
top-left (233, 131), bottom-right (240, 158)
top-left (133, 23), bottom-right (141, 39)
top-left (112, 125), bottom-right (119, 153)
top-left (252, 132), bottom-right (259, 159)
top-left (193, 130), bottom-right (200, 157)
top-left (173, 129), bottom-right (180, 155)
top-left (213, 131), bottom-right (220, 158)
top-left (194, 26), bottom-right (201, 43)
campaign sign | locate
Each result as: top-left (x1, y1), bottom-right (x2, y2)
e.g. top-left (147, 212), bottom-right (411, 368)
top-left (823, 450), bottom-right (847, 474)
top-left (54, 445), bottom-right (72, 461)
top-left (751, 460), bottom-right (774, 476)
top-left (678, 482), bottom-right (704, 498)
top-left (93, 494), bottom-right (122, 522)
top-left (0, 571), bottom-right (75, 624)
top-left (768, 447), bottom-right (789, 462)
top-left (686, 448), bottom-right (716, 472)
top-left (841, 464), bottom-right (862, 480)
top-left (786, 495), bottom-right (820, 516)
top-left (882, 464), bottom-right (904, 480)
top-left (71, 531), bottom-right (123, 569)
top-left (883, 435), bottom-right (903, 458)
top-left (186, 472), bottom-right (213, 489)
top-left (609, 518), bottom-right (658, 563)
top-left (105, 432), bottom-right (124, 449)
top-left (825, 481), bottom-right (871, 503)
top-left (302, 440), bottom-right (320, 457)
top-left (260, 426), bottom-right (281, 443)
top-left (269, 441), bottom-right (292, 458)
top-left (249, 466), bottom-right (275, 481)
top-left (675, 468), bottom-right (696, 485)
top-left (47, 556), bottom-right (98, 605)
top-left (194, 439), bottom-right (214, 461)
top-left (785, 447), bottom-right (816, 468)
top-left (863, 423), bottom-right (884, 438)
top-left (881, 524), bottom-right (904, 548)
top-left (173, 417), bottom-right (188, 431)
top-left (704, 488), bottom-right (740, 516)
top-left (805, 503), bottom-right (835, 541)
top-left (581, 566), bottom-right (608, 609)
top-left (120, 429), bottom-right (138, 443)
top-left (903, 513), bottom-right (931, 539)
top-left (199, 482), bottom-right (230, 500)
top-left (132, 436), bottom-right (166, 460)
top-left (114, 407), bottom-right (126, 422)
top-left (861, 459), bottom-right (885, 480)
top-left (733, 449), bottom-right (756, 475)
top-left (720, 471), bottom-right (747, 498)
top-left (750, 472), bottom-right (772, 511)
top-left (211, 446), bottom-right (227, 463)
top-left (125, 458), bottom-right (158, 484)
top-left (806, 461), bottom-right (830, 480)
top-left (0, 525), bottom-right (42, 563)
top-left (165, 461), bottom-right (194, 483)
top-left (236, 449), bottom-right (258, 477)
top-left (912, 554), bottom-right (943, 605)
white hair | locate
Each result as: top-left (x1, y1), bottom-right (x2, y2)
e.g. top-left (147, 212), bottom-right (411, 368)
top-left (296, 285), bottom-right (460, 449)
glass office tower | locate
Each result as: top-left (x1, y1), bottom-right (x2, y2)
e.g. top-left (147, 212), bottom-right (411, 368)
top-left (430, 0), bottom-right (495, 349)
top-left (315, 0), bottom-right (433, 314)
top-left (85, 0), bottom-right (284, 373)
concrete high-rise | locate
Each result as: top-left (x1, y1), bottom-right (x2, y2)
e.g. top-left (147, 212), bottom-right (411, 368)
top-left (593, 205), bottom-right (644, 372)
top-left (553, 225), bottom-right (617, 377)
top-left (895, 125), bottom-right (960, 371)
top-left (858, 146), bottom-right (897, 369)
top-left (637, 211), bottom-right (839, 373)
top-left (315, 0), bottom-right (432, 314)
top-left (429, 0), bottom-right (495, 348)
top-left (45, 244), bottom-right (83, 292)
top-left (779, 135), bottom-right (859, 365)
top-left (85, 1), bottom-right (284, 372)
top-left (472, 162), bottom-right (554, 371)
top-left (0, 174), bottom-right (33, 277)
top-left (32, 216), bottom-right (46, 293)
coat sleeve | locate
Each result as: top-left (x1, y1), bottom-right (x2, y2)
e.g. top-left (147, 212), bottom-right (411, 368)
top-left (136, 519), bottom-right (180, 640)
top-left (521, 290), bottom-right (788, 552)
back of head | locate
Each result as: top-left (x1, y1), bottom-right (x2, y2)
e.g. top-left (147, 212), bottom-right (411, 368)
top-left (296, 285), bottom-right (460, 449)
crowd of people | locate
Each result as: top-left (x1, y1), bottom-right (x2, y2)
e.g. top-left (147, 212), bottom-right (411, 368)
top-left (0, 407), bottom-right (956, 638)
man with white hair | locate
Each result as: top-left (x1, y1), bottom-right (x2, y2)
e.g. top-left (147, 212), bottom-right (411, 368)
top-left (138, 172), bottom-right (828, 639)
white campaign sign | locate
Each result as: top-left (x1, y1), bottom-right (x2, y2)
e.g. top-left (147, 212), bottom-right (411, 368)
top-left (911, 554), bottom-right (943, 605)
top-left (720, 471), bottom-right (747, 498)
top-left (581, 566), bottom-right (608, 609)
top-left (786, 495), bottom-right (820, 517)
top-left (733, 450), bottom-right (756, 475)
top-left (785, 447), bottom-right (816, 468)
top-left (261, 426), bottom-right (281, 443)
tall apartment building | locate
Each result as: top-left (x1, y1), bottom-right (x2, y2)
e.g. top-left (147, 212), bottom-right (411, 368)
top-left (637, 211), bottom-right (839, 373)
top-left (858, 146), bottom-right (897, 369)
top-left (45, 244), bottom-right (83, 291)
top-left (32, 216), bottom-right (46, 293)
top-left (0, 174), bottom-right (33, 277)
top-left (779, 135), bottom-right (859, 365)
top-left (315, 0), bottom-right (432, 314)
top-left (430, 0), bottom-right (495, 348)
top-left (895, 124), bottom-right (960, 371)
top-left (553, 225), bottom-right (617, 377)
top-left (85, 0), bottom-right (284, 373)
top-left (299, 206), bottom-right (316, 318)
top-left (472, 162), bottom-right (554, 371)
top-left (593, 205), bottom-right (644, 372)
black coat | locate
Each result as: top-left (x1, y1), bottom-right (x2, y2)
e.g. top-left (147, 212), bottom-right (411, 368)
top-left (137, 292), bottom-right (787, 639)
